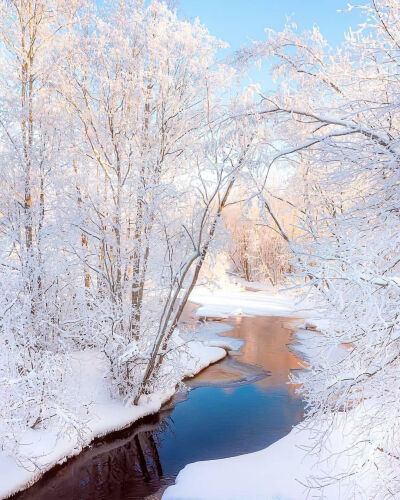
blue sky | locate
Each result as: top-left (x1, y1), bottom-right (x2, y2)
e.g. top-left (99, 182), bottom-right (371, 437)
top-left (177, 1), bottom-right (364, 89)
top-left (178, 0), bottom-right (363, 49)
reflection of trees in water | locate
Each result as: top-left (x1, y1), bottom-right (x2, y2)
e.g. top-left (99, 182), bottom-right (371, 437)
top-left (99, 431), bottom-right (163, 485)
top-left (16, 413), bottom-right (174, 500)
top-left (133, 417), bottom-right (173, 482)
top-left (84, 418), bottom-right (172, 496)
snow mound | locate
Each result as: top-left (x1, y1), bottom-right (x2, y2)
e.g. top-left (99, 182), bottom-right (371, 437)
top-left (191, 286), bottom-right (305, 319)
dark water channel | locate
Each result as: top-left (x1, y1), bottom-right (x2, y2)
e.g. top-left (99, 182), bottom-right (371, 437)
top-left (15, 314), bottom-right (304, 500)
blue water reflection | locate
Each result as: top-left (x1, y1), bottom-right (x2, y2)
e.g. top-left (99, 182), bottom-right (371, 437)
top-left (159, 382), bottom-right (303, 476)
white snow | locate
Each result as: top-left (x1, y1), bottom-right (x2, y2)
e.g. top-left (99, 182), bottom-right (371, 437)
top-left (0, 328), bottom-right (231, 499)
top-left (191, 284), bottom-right (309, 319)
top-left (163, 412), bottom-right (372, 500)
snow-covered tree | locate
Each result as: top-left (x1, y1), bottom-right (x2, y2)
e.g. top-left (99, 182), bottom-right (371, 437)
top-left (0, 0), bottom-right (260, 462)
top-left (0, 0), bottom-right (90, 454)
top-left (242, 1), bottom-right (400, 495)
top-left (56, 0), bottom-right (256, 401)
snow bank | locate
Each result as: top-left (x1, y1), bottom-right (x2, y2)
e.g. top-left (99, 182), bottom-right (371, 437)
top-left (0, 331), bottom-right (230, 499)
top-left (163, 413), bottom-right (371, 500)
top-left (191, 285), bottom-right (309, 319)
top-left (188, 321), bottom-right (244, 352)
top-left (163, 425), bottom-right (313, 500)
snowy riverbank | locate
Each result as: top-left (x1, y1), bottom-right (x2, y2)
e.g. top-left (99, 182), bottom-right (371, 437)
top-left (191, 284), bottom-right (308, 319)
top-left (162, 409), bottom-right (373, 500)
top-left (0, 283), bottom-right (309, 499)
top-left (0, 320), bottom-right (233, 499)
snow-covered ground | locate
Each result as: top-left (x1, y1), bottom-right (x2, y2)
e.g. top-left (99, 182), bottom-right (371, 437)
top-left (163, 410), bottom-right (371, 500)
top-left (191, 283), bottom-right (312, 319)
top-left (0, 322), bottom-right (235, 499)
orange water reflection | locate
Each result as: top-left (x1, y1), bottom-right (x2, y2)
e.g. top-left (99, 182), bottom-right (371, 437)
top-left (192, 315), bottom-right (303, 394)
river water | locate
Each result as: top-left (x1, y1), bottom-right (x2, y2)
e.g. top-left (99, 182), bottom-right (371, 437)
top-left (15, 314), bottom-right (304, 500)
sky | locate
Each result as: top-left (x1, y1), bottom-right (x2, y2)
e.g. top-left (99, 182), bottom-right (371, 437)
top-left (176, 0), bottom-right (365, 90)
